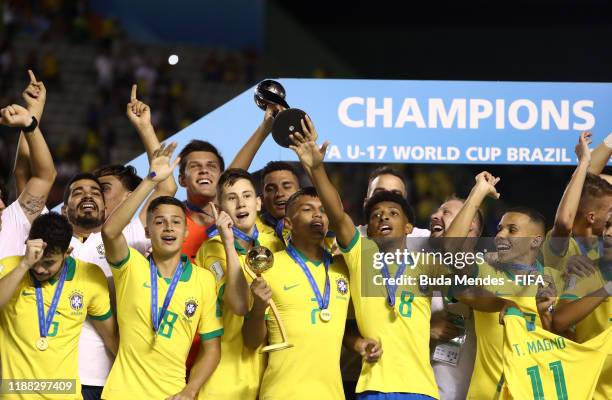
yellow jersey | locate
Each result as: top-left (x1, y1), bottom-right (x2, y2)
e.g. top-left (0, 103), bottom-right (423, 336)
top-left (256, 213), bottom-right (289, 251)
top-left (195, 230), bottom-right (283, 399)
top-left (102, 248), bottom-right (223, 400)
top-left (467, 261), bottom-right (563, 400)
top-left (541, 229), bottom-right (602, 270)
top-left (259, 246), bottom-right (350, 400)
top-left (340, 230), bottom-right (442, 398)
top-left (560, 262), bottom-right (611, 399)
top-left (0, 255), bottom-right (112, 400)
top-left (498, 308), bottom-right (611, 400)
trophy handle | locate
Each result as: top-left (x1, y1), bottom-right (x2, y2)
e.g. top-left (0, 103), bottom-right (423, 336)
top-left (261, 299), bottom-right (293, 353)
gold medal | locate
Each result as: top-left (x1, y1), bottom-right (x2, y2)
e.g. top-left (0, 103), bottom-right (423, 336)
top-left (319, 308), bottom-right (332, 322)
top-left (36, 337), bottom-right (48, 351)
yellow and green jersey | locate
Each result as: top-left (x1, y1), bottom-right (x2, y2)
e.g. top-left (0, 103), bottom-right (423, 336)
top-left (467, 261), bottom-right (564, 400)
top-left (498, 308), bottom-right (611, 400)
top-left (340, 230), bottom-right (443, 398)
top-left (0, 255), bottom-right (112, 400)
top-left (542, 230), bottom-right (602, 270)
top-left (195, 230), bottom-right (283, 399)
top-left (560, 263), bottom-right (611, 399)
top-left (256, 213), bottom-right (289, 251)
top-left (259, 247), bottom-right (351, 400)
top-left (102, 248), bottom-right (222, 400)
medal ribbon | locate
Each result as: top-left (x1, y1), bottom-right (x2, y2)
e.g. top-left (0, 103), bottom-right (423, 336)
top-left (184, 200), bottom-right (214, 219)
top-left (33, 261), bottom-right (69, 338)
top-left (286, 243), bottom-right (331, 311)
top-left (380, 262), bottom-right (407, 307)
top-left (574, 237), bottom-right (604, 259)
top-left (206, 225), bottom-right (260, 245)
top-left (150, 257), bottom-right (184, 334)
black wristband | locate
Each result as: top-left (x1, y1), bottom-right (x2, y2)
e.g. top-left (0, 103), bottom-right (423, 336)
top-left (23, 116), bottom-right (38, 133)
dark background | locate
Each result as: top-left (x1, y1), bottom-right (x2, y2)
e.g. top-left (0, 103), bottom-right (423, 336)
top-left (0, 0), bottom-right (610, 231)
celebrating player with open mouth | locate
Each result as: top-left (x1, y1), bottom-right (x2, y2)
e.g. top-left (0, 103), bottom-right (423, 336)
top-left (101, 143), bottom-right (222, 400)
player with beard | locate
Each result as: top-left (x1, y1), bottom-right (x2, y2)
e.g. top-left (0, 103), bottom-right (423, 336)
top-left (0, 212), bottom-right (117, 400)
top-left (288, 118), bottom-right (450, 400)
top-left (444, 171), bottom-right (564, 399)
top-left (0, 71), bottom-right (56, 259)
top-left (544, 132), bottom-right (612, 271)
top-left (102, 143), bottom-right (222, 400)
top-left (242, 187), bottom-right (354, 399)
top-left (178, 140), bottom-right (225, 260)
top-left (428, 196), bottom-right (483, 400)
top-left (196, 168), bottom-right (285, 399)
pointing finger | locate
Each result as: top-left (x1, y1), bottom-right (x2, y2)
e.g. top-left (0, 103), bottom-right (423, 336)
top-left (131, 84), bottom-right (137, 101)
top-left (28, 69), bottom-right (37, 83)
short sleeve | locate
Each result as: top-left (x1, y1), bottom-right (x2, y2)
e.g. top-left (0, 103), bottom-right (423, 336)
top-left (0, 201), bottom-right (32, 259)
top-left (108, 247), bottom-right (144, 285)
top-left (196, 238), bottom-right (227, 290)
top-left (339, 229), bottom-right (363, 273)
top-left (541, 230), bottom-right (579, 271)
top-left (0, 256), bottom-right (21, 278)
top-left (198, 268), bottom-right (224, 341)
top-left (123, 219), bottom-right (151, 255)
top-left (85, 263), bottom-right (113, 320)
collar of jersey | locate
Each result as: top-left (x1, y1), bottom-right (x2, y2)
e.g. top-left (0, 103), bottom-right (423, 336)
top-left (48, 256), bottom-right (76, 284)
top-left (502, 260), bottom-right (544, 283)
top-left (287, 243), bottom-right (322, 266)
top-left (148, 254), bottom-right (193, 283)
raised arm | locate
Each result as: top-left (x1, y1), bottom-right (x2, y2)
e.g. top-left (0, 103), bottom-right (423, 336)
top-left (229, 104), bottom-right (284, 170)
top-left (549, 132), bottom-right (592, 255)
top-left (13, 133), bottom-right (31, 196)
top-left (445, 171), bottom-right (499, 243)
top-left (0, 239), bottom-right (45, 308)
top-left (14, 70), bottom-right (47, 196)
top-left (588, 132), bottom-right (612, 175)
top-left (126, 84), bottom-right (178, 225)
top-left (289, 116), bottom-right (355, 247)
top-left (102, 143), bottom-right (180, 264)
top-left (213, 207), bottom-right (249, 316)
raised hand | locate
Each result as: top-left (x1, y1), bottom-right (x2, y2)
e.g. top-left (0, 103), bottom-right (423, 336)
top-left (22, 239), bottom-right (46, 268)
top-left (127, 84), bottom-right (152, 129)
top-left (574, 131), bottom-right (592, 164)
top-left (473, 171), bottom-right (501, 200)
top-left (211, 205), bottom-right (234, 244)
top-left (22, 70), bottom-right (46, 122)
top-left (148, 142), bottom-right (180, 183)
top-left (262, 103), bottom-right (285, 132)
top-left (289, 117), bottom-right (329, 169)
top-left (0, 104), bottom-right (34, 128)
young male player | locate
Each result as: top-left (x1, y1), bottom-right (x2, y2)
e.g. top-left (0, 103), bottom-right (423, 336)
top-left (178, 140), bottom-right (225, 260)
top-left (0, 212), bottom-right (116, 400)
top-left (444, 171), bottom-right (564, 399)
top-left (0, 71), bottom-right (56, 259)
top-left (101, 143), bottom-right (222, 400)
top-left (544, 132), bottom-right (612, 270)
top-left (288, 117), bottom-right (444, 399)
top-left (196, 168), bottom-right (285, 399)
top-left (242, 186), bottom-right (352, 399)
top-left (63, 87), bottom-right (176, 399)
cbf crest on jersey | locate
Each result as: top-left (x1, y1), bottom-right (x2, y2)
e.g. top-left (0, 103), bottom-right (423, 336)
top-left (336, 277), bottom-right (349, 295)
top-left (185, 298), bottom-right (199, 318)
top-left (69, 291), bottom-right (84, 311)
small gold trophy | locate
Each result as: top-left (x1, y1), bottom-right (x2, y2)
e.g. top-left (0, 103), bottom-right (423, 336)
top-left (245, 246), bottom-right (293, 353)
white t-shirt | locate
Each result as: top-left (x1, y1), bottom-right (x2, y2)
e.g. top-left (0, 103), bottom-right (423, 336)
top-left (0, 201), bottom-right (48, 259)
top-left (71, 219), bottom-right (150, 386)
top-left (431, 296), bottom-right (476, 400)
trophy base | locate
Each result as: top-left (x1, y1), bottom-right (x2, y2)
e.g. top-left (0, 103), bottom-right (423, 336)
top-left (261, 342), bottom-right (293, 353)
